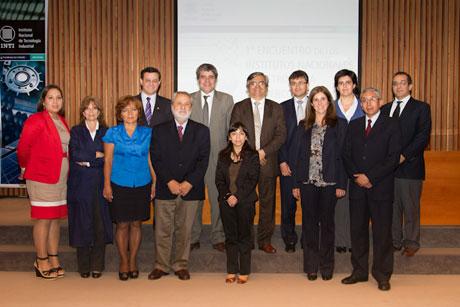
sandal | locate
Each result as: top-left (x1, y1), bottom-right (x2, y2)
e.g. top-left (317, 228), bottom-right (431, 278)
top-left (48, 254), bottom-right (65, 278)
top-left (34, 256), bottom-right (57, 280)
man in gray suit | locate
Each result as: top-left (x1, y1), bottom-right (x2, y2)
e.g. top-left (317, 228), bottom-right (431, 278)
top-left (190, 63), bottom-right (235, 252)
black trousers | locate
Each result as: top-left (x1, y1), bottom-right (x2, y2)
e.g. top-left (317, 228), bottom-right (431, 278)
top-left (349, 196), bottom-right (393, 283)
top-left (77, 189), bottom-right (106, 273)
top-left (256, 176), bottom-right (277, 246)
top-left (280, 175), bottom-right (299, 245)
top-left (300, 184), bottom-right (336, 275)
top-left (220, 200), bottom-right (255, 275)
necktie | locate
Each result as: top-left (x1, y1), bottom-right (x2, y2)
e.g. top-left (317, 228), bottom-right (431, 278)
top-left (203, 95), bottom-right (209, 126)
top-left (393, 100), bottom-right (402, 118)
top-left (145, 97), bottom-right (152, 123)
top-left (296, 100), bottom-right (304, 122)
top-left (177, 125), bottom-right (183, 142)
top-left (365, 119), bottom-right (372, 137)
top-left (253, 102), bottom-right (262, 150)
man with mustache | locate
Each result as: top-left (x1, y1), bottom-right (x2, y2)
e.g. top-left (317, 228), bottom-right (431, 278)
top-left (149, 91), bottom-right (210, 281)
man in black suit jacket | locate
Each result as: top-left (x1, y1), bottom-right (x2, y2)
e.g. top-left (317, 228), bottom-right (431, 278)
top-left (278, 70), bottom-right (309, 252)
top-left (342, 87), bottom-right (401, 291)
top-left (230, 72), bottom-right (286, 254)
top-left (148, 91), bottom-right (210, 281)
top-left (381, 72), bottom-right (431, 257)
top-left (136, 66), bottom-right (173, 127)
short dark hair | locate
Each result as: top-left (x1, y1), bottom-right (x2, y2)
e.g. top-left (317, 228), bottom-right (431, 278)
top-left (393, 71), bottom-right (412, 85)
top-left (334, 69), bottom-right (360, 99)
top-left (140, 66), bottom-right (161, 80)
top-left (37, 84), bottom-right (65, 116)
top-left (219, 121), bottom-right (256, 162)
top-left (288, 70), bottom-right (309, 83)
top-left (196, 63), bottom-right (218, 79)
top-left (246, 72), bottom-right (268, 87)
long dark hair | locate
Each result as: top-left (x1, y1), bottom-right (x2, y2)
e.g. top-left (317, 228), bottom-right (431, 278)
top-left (37, 84), bottom-right (65, 116)
top-left (219, 122), bottom-right (255, 162)
top-left (303, 86), bottom-right (337, 130)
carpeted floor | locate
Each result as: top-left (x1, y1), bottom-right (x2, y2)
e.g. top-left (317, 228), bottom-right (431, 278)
top-left (1, 272), bottom-right (458, 307)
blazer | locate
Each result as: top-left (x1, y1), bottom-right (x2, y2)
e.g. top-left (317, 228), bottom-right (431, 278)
top-left (151, 119), bottom-right (210, 200)
top-left (190, 90), bottom-right (234, 173)
top-left (342, 114), bottom-right (402, 201)
top-left (278, 98), bottom-right (307, 165)
top-left (381, 97), bottom-right (431, 180)
top-left (230, 98), bottom-right (286, 177)
top-left (292, 118), bottom-right (348, 190)
top-left (334, 98), bottom-right (364, 123)
top-left (215, 149), bottom-right (260, 204)
top-left (135, 93), bottom-right (173, 127)
top-left (17, 111), bottom-right (70, 184)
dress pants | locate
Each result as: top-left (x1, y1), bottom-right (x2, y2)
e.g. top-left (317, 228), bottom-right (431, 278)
top-left (77, 189), bottom-right (106, 273)
top-left (256, 175), bottom-right (277, 247)
top-left (300, 184), bottom-right (336, 275)
top-left (191, 168), bottom-right (225, 245)
top-left (335, 180), bottom-right (351, 248)
top-left (154, 197), bottom-right (199, 272)
top-left (392, 178), bottom-right (423, 250)
top-left (350, 196), bottom-right (394, 283)
top-left (280, 175), bottom-right (299, 246)
top-left (220, 200), bottom-right (255, 275)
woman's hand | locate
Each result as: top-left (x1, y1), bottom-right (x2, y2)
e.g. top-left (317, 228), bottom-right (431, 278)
top-left (103, 184), bottom-right (113, 202)
top-left (150, 183), bottom-right (156, 200)
top-left (292, 188), bottom-right (300, 200)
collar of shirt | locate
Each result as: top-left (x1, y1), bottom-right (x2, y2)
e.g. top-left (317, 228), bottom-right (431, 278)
top-left (141, 92), bottom-right (157, 109)
top-left (175, 119), bottom-right (188, 131)
top-left (201, 90), bottom-right (214, 108)
top-left (338, 96), bottom-right (359, 122)
top-left (294, 95), bottom-right (308, 104)
top-left (365, 110), bottom-right (381, 128)
top-left (85, 120), bottom-right (99, 140)
top-left (391, 95), bottom-right (411, 115)
top-left (250, 97), bottom-right (265, 106)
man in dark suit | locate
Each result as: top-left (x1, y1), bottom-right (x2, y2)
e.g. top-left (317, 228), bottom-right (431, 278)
top-left (381, 71), bottom-right (431, 257)
top-left (136, 66), bottom-right (173, 127)
top-left (230, 72), bottom-right (286, 254)
top-left (148, 91), bottom-right (210, 281)
top-left (342, 87), bottom-right (401, 291)
top-left (278, 70), bottom-right (309, 253)
top-left (190, 63), bottom-right (234, 252)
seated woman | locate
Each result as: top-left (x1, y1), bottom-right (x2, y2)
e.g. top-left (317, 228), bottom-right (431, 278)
top-left (68, 96), bottom-right (113, 278)
top-left (292, 86), bottom-right (347, 281)
top-left (215, 122), bottom-right (260, 284)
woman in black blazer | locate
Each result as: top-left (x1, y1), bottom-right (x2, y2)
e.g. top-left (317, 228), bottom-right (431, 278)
top-left (215, 122), bottom-right (260, 284)
top-left (292, 86), bottom-right (347, 281)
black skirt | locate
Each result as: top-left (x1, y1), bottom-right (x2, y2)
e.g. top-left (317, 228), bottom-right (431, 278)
top-left (110, 182), bottom-right (151, 223)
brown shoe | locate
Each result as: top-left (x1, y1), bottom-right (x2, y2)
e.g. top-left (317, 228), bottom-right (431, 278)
top-left (148, 269), bottom-right (169, 280)
top-left (259, 244), bottom-right (277, 254)
top-left (402, 247), bottom-right (419, 257)
top-left (213, 242), bottom-right (226, 252)
top-left (190, 242), bottom-right (200, 251)
top-left (174, 269), bottom-right (190, 280)
top-left (225, 274), bottom-right (236, 283)
top-left (237, 275), bottom-right (249, 284)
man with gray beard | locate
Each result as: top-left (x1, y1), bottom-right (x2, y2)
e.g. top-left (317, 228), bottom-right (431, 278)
top-left (148, 91), bottom-right (210, 281)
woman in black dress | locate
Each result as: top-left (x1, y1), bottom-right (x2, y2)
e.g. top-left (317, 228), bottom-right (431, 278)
top-left (215, 122), bottom-right (260, 284)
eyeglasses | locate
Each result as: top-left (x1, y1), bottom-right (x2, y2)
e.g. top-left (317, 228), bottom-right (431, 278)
top-left (248, 81), bottom-right (266, 87)
top-left (290, 81), bottom-right (307, 87)
top-left (392, 80), bottom-right (408, 86)
top-left (361, 97), bottom-right (379, 103)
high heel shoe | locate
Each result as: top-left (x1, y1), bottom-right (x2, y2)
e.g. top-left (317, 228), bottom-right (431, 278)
top-left (48, 254), bottom-right (65, 278)
top-left (34, 256), bottom-right (57, 280)
top-left (129, 270), bottom-right (139, 279)
top-left (119, 272), bottom-right (129, 281)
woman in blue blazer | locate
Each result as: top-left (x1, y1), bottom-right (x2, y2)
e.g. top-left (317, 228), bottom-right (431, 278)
top-left (68, 96), bottom-right (113, 278)
top-left (333, 69), bottom-right (364, 254)
top-left (292, 86), bottom-right (347, 281)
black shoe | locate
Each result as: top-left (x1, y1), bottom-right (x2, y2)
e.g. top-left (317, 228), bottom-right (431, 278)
top-left (91, 271), bottom-right (102, 278)
top-left (321, 273), bottom-right (333, 281)
top-left (336, 246), bottom-right (346, 253)
top-left (80, 272), bottom-right (90, 278)
top-left (285, 243), bottom-right (295, 253)
top-left (174, 269), bottom-right (191, 280)
top-left (341, 274), bottom-right (368, 284)
top-left (307, 273), bottom-right (317, 281)
top-left (190, 242), bottom-right (200, 251)
top-left (129, 270), bottom-right (139, 279)
top-left (378, 281), bottom-right (391, 291)
top-left (119, 272), bottom-right (129, 281)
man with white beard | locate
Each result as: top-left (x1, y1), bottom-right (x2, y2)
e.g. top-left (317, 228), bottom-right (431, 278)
top-left (148, 91), bottom-right (210, 281)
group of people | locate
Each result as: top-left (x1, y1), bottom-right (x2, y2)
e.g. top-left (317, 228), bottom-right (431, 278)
top-left (17, 64), bottom-right (431, 291)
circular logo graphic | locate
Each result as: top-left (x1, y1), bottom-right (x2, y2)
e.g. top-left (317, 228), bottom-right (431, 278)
top-left (0, 25), bottom-right (16, 42)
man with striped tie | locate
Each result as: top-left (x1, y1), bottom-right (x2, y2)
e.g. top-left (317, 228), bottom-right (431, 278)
top-left (136, 66), bottom-right (173, 127)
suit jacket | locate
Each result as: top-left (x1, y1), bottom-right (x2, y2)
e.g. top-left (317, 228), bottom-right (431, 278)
top-left (230, 98), bottom-right (286, 177)
top-left (215, 149), bottom-right (260, 203)
top-left (190, 90), bottom-right (234, 177)
top-left (278, 98), bottom-right (308, 165)
top-left (135, 93), bottom-right (173, 127)
top-left (17, 111), bottom-right (70, 184)
top-left (292, 118), bottom-right (348, 190)
top-left (342, 114), bottom-right (402, 201)
top-left (381, 97), bottom-right (431, 180)
top-left (151, 119), bottom-right (210, 200)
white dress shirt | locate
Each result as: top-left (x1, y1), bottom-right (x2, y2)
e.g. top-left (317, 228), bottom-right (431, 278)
top-left (390, 95), bottom-right (411, 117)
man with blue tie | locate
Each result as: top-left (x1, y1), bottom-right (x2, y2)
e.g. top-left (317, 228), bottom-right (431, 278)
top-left (136, 66), bottom-right (173, 127)
top-left (279, 70), bottom-right (309, 252)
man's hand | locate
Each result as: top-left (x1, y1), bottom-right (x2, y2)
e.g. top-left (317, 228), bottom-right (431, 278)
top-left (167, 180), bottom-right (181, 195)
top-left (280, 162), bottom-right (292, 176)
top-left (353, 173), bottom-right (372, 189)
top-left (226, 195), bottom-right (238, 207)
top-left (292, 188), bottom-right (300, 200)
top-left (96, 151), bottom-right (104, 158)
top-left (336, 188), bottom-right (346, 198)
top-left (399, 154), bottom-right (406, 164)
top-left (258, 149), bottom-right (267, 166)
top-left (179, 181), bottom-right (193, 197)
